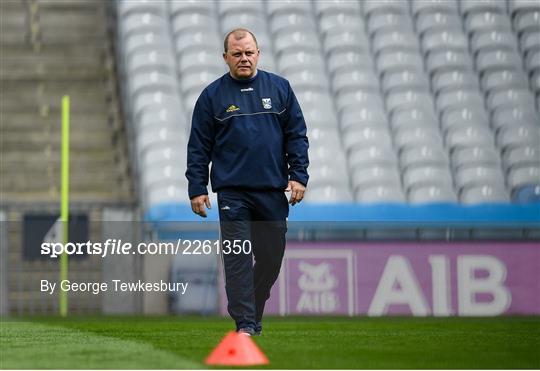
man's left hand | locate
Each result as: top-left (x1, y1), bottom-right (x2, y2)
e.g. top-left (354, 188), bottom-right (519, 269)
top-left (285, 180), bottom-right (306, 206)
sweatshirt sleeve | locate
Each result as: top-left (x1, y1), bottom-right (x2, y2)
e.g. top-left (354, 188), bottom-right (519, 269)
top-left (185, 90), bottom-right (215, 199)
top-left (284, 82), bottom-right (310, 186)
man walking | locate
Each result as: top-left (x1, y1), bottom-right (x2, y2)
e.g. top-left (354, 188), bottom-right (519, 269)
top-left (186, 28), bottom-right (309, 335)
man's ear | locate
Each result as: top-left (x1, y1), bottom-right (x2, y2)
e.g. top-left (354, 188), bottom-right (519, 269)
top-left (222, 52), bottom-right (227, 62)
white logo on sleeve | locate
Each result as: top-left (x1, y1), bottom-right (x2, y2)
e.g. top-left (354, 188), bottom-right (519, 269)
top-left (262, 98), bottom-right (272, 109)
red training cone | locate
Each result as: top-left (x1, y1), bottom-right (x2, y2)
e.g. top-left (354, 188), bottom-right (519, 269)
top-left (205, 331), bottom-right (269, 366)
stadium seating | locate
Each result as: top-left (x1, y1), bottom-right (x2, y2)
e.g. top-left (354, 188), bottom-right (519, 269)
top-left (114, 0), bottom-right (540, 207)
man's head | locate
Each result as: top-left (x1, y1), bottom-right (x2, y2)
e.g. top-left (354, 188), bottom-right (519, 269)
top-left (223, 28), bottom-right (259, 80)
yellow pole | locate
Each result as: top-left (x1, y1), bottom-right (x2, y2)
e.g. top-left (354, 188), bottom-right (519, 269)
top-left (60, 95), bottom-right (70, 317)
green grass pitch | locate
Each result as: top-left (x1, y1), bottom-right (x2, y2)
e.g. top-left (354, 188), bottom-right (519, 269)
top-left (1, 316), bottom-right (539, 369)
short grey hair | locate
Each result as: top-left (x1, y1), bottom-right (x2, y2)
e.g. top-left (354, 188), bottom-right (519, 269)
top-left (223, 28), bottom-right (259, 53)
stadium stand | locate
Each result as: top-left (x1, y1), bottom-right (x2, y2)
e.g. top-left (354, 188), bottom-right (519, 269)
top-left (114, 0), bottom-right (539, 209)
top-left (1, 0), bottom-right (134, 314)
top-left (1, 0), bottom-right (539, 315)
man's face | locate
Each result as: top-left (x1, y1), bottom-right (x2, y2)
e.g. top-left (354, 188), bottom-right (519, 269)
top-left (223, 34), bottom-right (259, 80)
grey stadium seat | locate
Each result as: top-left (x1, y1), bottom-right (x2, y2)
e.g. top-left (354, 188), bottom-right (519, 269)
top-left (471, 30), bottom-right (519, 54)
top-left (416, 12), bottom-right (462, 36)
top-left (136, 125), bottom-right (186, 158)
top-left (368, 13), bottom-right (413, 36)
top-left (285, 70), bottom-right (329, 91)
top-left (142, 163), bottom-right (186, 189)
top-left (146, 183), bottom-right (188, 207)
top-left (221, 12), bottom-right (268, 35)
top-left (411, 0), bottom-right (459, 17)
top-left (295, 91), bottom-right (334, 111)
top-left (408, 184), bottom-right (458, 204)
top-left (421, 30), bottom-right (468, 54)
top-left (309, 164), bottom-right (350, 186)
top-left (451, 146), bottom-right (502, 170)
top-left (492, 106), bottom-right (539, 132)
top-left (400, 145), bottom-right (449, 170)
top-left (127, 49), bottom-right (176, 74)
top-left (332, 69), bottom-right (379, 94)
top-left (132, 91), bottom-right (183, 120)
top-left (170, 13), bottom-right (218, 35)
top-left (362, 0), bottom-right (410, 17)
top-left (475, 49), bottom-right (523, 72)
top-left (514, 11), bottom-right (540, 34)
top-left (507, 166), bottom-right (540, 192)
top-left (481, 69), bottom-right (529, 92)
top-left (390, 107), bottom-right (438, 132)
top-left (454, 165), bottom-right (506, 190)
top-left (352, 166), bottom-right (401, 190)
top-left (520, 32), bottom-right (540, 55)
top-left (387, 91), bottom-right (435, 115)
top-left (382, 69), bottom-right (430, 93)
top-left (124, 31), bottom-right (172, 57)
top-left (174, 29), bottom-right (221, 54)
top-left (394, 126), bottom-right (444, 152)
top-left (460, 0), bottom-right (507, 16)
top-left (169, 1), bottom-right (215, 16)
top-left (327, 50), bottom-right (374, 75)
top-left (336, 90), bottom-right (384, 114)
top-left (270, 13), bottom-right (317, 35)
top-left (445, 126), bottom-right (495, 151)
top-left (340, 106), bottom-right (388, 132)
top-left (319, 13), bottom-right (364, 36)
top-left (503, 146), bottom-right (540, 170)
top-left (465, 12), bottom-right (512, 34)
top-left (128, 70), bottom-right (178, 98)
top-left (432, 69), bottom-right (480, 94)
top-left (460, 184), bottom-right (509, 204)
top-left (402, 166), bottom-right (454, 191)
top-left (120, 13), bottom-right (169, 38)
top-left (219, 0), bottom-right (264, 16)
top-left (118, 0), bottom-right (167, 17)
top-left (509, 0), bottom-right (540, 16)
top-left (342, 127), bottom-right (393, 154)
top-left (179, 50), bottom-right (223, 73)
top-left (137, 106), bottom-right (186, 133)
top-left (266, 0), bottom-right (312, 17)
top-left (426, 50), bottom-right (473, 75)
top-left (372, 31), bottom-right (419, 55)
top-left (278, 50), bottom-right (325, 75)
top-left (349, 145), bottom-right (398, 168)
top-left (355, 185), bottom-right (406, 203)
top-left (377, 50), bottom-right (425, 74)
top-left (180, 69), bottom-right (222, 95)
top-left (141, 146), bottom-right (186, 170)
top-left (526, 49), bottom-right (540, 71)
top-left (487, 88), bottom-right (536, 111)
top-left (304, 185), bottom-right (354, 203)
top-left (314, 0), bottom-right (361, 17)
top-left (274, 31), bottom-right (320, 54)
top-left (303, 106), bottom-right (339, 129)
top-left (324, 29), bottom-right (370, 55)
top-left (496, 125), bottom-right (540, 151)
top-left (441, 107), bottom-right (490, 133)
top-left (436, 89), bottom-right (485, 114)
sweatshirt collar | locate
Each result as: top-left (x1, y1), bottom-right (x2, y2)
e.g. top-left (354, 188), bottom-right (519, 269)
top-left (228, 69), bottom-right (258, 84)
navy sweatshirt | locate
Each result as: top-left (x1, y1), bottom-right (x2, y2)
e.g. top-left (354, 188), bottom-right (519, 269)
top-left (186, 70), bottom-right (309, 199)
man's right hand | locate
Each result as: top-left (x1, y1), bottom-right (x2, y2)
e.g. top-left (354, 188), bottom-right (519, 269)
top-left (190, 194), bottom-right (211, 218)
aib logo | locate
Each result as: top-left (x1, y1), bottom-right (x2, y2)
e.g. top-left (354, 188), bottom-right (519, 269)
top-left (296, 261), bottom-right (340, 313)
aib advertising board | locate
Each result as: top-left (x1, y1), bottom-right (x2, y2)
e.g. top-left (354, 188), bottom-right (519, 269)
top-left (220, 242), bottom-right (540, 316)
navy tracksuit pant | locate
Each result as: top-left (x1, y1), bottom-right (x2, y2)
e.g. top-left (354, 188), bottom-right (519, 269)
top-left (217, 189), bottom-right (289, 331)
